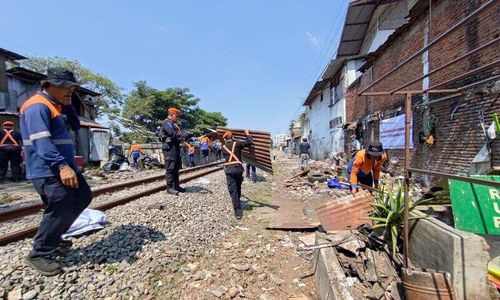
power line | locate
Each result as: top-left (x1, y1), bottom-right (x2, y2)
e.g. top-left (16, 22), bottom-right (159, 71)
top-left (291, 1), bottom-right (403, 123)
top-left (305, 0), bottom-right (349, 91)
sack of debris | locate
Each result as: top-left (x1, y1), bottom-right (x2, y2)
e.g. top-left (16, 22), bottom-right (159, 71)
top-left (327, 178), bottom-right (351, 190)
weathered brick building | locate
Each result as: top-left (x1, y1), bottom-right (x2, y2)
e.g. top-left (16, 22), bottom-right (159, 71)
top-left (346, 0), bottom-right (499, 184)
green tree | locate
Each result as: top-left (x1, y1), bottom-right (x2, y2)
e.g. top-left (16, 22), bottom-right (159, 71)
top-left (22, 56), bottom-right (122, 114)
top-left (121, 81), bottom-right (227, 142)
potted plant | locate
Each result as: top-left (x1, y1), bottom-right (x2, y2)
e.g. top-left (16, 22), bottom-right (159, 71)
top-left (365, 181), bottom-right (431, 258)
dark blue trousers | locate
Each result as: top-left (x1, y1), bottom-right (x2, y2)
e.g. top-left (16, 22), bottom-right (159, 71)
top-left (246, 164), bottom-right (256, 183)
top-left (30, 173), bottom-right (92, 258)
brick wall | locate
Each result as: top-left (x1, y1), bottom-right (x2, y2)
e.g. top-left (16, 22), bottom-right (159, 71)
top-left (345, 0), bottom-right (499, 184)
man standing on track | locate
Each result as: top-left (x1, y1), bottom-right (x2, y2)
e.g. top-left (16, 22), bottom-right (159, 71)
top-left (160, 107), bottom-right (189, 195)
top-left (20, 68), bottom-right (92, 276)
top-left (222, 130), bottom-right (253, 219)
top-left (0, 121), bottom-right (23, 183)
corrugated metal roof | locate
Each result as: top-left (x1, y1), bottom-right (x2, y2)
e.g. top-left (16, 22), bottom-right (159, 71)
top-left (337, 1), bottom-right (378, 57)
top-left (0, 48), bottom-right (26, 61)
top-left (303, 80), bottom-right (328, 106)
top-left (7, 67), bottom-right (46, 82)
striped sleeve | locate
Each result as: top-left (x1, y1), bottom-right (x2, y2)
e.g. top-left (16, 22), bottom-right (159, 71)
top-left (23, 104), bottom-right (67, 168)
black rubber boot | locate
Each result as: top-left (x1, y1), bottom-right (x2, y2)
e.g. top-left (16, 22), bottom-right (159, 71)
top-left (234, 209), bottom-right (243, 220)
top-left (24, 256), bottom-right (61, 276)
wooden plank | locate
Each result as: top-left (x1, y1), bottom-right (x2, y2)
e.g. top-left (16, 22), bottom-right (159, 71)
top-left (266, 222), bottom-right (320, 231)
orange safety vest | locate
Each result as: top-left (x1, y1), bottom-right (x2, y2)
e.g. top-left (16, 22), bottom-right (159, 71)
top-left (223, 142), bottom-right (242, 166)
top-left (20, 94), bottom-right (62, 118)
top-left (187, 144), bottom-right (195, 154)
top-left (0, 129), bottom-right (19, 147)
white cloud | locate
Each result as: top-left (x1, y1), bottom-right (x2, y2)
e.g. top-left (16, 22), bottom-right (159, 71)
top-left (306, 32), bottom-right (319, 46)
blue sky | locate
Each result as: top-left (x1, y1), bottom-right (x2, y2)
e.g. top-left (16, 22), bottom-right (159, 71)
top-left (1, 0), bottom-right (348, 134)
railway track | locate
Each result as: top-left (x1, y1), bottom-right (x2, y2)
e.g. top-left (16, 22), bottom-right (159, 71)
top-left (0, 162), bottom-right (223, 246)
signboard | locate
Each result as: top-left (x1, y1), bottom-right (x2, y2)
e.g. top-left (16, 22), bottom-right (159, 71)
top-left (379, 114), bottom-right (413, 149)
top-left (449, 175), bottom-right (500, 235)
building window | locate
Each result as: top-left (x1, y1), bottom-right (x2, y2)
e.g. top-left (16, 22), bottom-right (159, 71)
top-left (329, 83), bottom-right (334, 106)
top-left (335, 83), bottom-right (343, 102)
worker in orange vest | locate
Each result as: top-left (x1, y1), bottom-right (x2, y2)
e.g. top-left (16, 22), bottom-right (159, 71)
top-left (222, 129), bottom-right (253, 219)
top-left (187, 142), bottom-right (196, 167)
top-left (129, 142), bottom-right (144, 168)
top-left (348, 141), bottom-right (387, 194)
top-left (0, 121), bottom-right (23, 183)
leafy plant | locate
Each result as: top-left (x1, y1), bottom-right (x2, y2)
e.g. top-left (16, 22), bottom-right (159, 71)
top-left (365, 181), bottom-right (431, 258)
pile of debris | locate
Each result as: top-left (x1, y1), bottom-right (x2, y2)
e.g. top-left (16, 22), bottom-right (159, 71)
top-left (312, 230), bottom-right (404, 300)
top-left (284, 161), bottom-right (351, 198)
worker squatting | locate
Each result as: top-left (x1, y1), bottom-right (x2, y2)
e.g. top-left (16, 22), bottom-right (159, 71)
top-left (16, 67), bottom-right (256, 276)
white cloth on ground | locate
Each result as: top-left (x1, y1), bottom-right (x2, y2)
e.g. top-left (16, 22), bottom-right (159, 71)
top-left (62, 208), bottom-right (107, 239)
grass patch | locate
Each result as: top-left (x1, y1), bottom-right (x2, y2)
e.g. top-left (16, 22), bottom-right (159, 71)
top-left (0, 193), bottom-right (12, 204)
top-left (105, 265), bottom-right (118, 275)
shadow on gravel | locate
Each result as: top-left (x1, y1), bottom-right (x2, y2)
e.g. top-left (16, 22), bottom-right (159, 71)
top-left (241, 197), bottom-right (280, 211)
top-left (63, 224), bottom-right (166, 267)
top-left (184, 185), bottom-right (213, 194)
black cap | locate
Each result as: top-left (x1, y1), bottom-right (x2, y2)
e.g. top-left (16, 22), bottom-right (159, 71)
top-left (45, 68), bottom-right (77, 88)
top-left (367, 141), bottom-right (384, 156)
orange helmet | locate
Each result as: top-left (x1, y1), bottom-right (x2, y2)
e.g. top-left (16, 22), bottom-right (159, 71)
top-left (223, 131), bottom-right (232, 139)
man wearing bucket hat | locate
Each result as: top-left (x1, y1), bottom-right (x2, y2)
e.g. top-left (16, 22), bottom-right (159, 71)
top-left (349, 141), bottom-right (387, 194)
top-left (19, 68), bottom-right (92, 276)
top-left (0, 120), bottom-right (23, 183)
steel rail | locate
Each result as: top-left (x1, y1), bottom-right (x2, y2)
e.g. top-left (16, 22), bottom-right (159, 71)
top-left (0, 161), bottom-right (223, 223)
top-left (358, 0), bottom-right (496, 95)
top-left (0, 166), bottom-right (223, 246)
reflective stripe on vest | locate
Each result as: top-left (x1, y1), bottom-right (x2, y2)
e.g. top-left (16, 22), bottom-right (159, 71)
top-left (223, 142), bottom-right (242, 166)
top-left (20, 94), bottom-right (62, 119)
top-left (22, 139), bottom-right (73, 146)
top-left (0, 129), bottom-right (19, 147)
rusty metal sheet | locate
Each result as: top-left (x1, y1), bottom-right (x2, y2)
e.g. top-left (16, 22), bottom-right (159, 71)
top-left (217, 127), bottom-right (273, 174)
top-left (315, 190), bottom-right (373, 231)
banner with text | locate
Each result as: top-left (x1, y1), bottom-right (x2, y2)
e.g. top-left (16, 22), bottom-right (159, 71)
top-left (379, 114), bottom-right (413, 149)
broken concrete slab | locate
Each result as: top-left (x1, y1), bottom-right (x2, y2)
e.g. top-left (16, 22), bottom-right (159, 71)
top-left (314, 237), bottom-right (355, 300)
top-left (409, 211), bottom-right (490, 300)
top-left (364, 248), bottom-right (379, 282)
top-left (338, 238), bottom-right (366, 256)
top-left (298, 233), bottom-right (316, 246)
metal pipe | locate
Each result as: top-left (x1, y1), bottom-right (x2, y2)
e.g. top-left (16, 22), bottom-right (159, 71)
top-left (408, 168), bottom-right (500, 188)
top-left (362, 89), bottom-right (459, 96)
top-left (424, 59), bottom-right (500, 92)
top-left (403, 93), bottom-right (412, 268)
top-left (458, 74), bottom-right (500, 91)
top-left (389, 37), bottom-right (500, 94)
top-left (358, 0), bottom-right (496, 95)
top-left (0, 162), bottom-right (223, 224)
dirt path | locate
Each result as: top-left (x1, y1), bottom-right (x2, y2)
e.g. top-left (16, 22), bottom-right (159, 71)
top-left (156, 155), bottom-right (326, 299)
